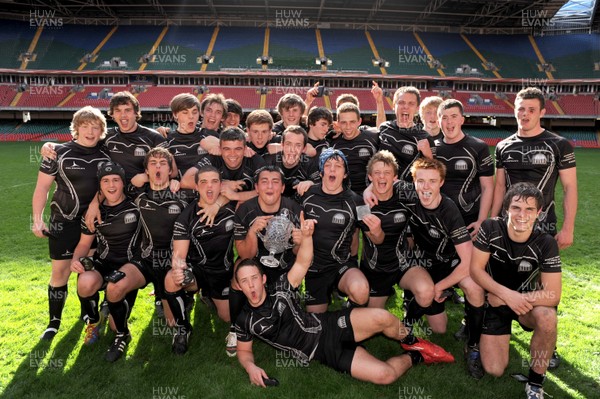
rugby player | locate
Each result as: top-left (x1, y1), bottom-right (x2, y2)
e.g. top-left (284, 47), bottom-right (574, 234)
top-left (32, 106), bottom-right (111, 340)
top-left (234, 213), bottom-right (454, 387)
top-left (378, 86), bottom-right (433, 182)
top-left (165, 165), bottom-right (236, 355)
top-left (301, 149), bottom-right (382, 313)
top-left (70, 162), bottom-right (139, 346)
top-left (472, 183), bottom-right (562, 399)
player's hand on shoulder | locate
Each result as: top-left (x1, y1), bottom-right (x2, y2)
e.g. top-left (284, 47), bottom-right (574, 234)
top-left (169, 179), bottom-right (180, 193)
top-left (294, 180), bottom-right (314, 197)
top-left (40, 142), bottom-right (57, 160)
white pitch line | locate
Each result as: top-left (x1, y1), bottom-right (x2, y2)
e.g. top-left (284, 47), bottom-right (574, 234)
top-left (7, 181), bottom-right (35, 189)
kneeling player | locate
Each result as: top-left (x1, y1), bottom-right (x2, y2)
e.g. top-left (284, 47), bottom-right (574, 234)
top-left (165, 166), bottom-right (236, 354)
top-left (471, 183), bottom-right (561, 399)
top-left (70, 162), bottom-right (140, 346)
top-left (404, 158), bottom-right (485, 379)
top-left (235, 213), bottom-right (454, 387)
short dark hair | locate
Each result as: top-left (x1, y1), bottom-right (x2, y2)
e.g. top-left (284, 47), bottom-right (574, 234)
top-left (225, 98), bottom-right (243, 117)
top-left (502, 182), bottom-right (544, 212)
top-left (437, 98), bottom-right (464, 117)
top-left (108, 91), bottom-right (141, 121)
top-left (220, 126), bottom-right (246, 145)
top-left (234, 258), bottom-right (264, 283)
top-left (516, 87), bottom-right (545, 110)
top-left (276, 93), bottom-right (306, 115)
top-left (393, 86), bottom-right (421, 106)
top-left (308, 106), bottom-right (333, 126)
top-left (282, 125), bottom-right (308, 146)
top-left (246, 109), bottom-right (274, 129)
top-left (194, 165), bottom-right (221, 185)
top-left (253, 164), bottom-right (285, 183)
top-left (335, 93), bottom-right (359, 108)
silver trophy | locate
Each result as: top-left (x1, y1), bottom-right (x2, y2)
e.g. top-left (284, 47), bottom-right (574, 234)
top-left (257, 209), bottom-right (295, 268)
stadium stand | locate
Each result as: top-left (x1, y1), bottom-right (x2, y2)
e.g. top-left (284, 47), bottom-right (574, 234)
top-left (418, 33), bottom-right (494, 78)
top-left (31, 24), bottom-right (112, 70)
top-left (369, 31), bottom-right (436, 76)
top-left (0, 20), bottom-right (36, 69)
top-left (269, 28), bottom-right (320, 71)
top-left (464, 34), bottom-right (545, 79)
top-left (535, 34), bottom-right (600, 79)
top-left (208, 27), bottom-right (265, 71)
top-left (144, 26), bottom-right (214, 71)
top-left (84, 25), bottom-right (163, 71)
top-left (319, 29), bottom-right (377, 73)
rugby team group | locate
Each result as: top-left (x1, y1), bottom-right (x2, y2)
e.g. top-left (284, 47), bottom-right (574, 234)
top-left (31, 83), bottom-right (576, 398)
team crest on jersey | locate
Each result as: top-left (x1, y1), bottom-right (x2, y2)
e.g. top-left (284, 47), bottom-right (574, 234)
top-left (401, 144), bottom-right (414, 155)
top-left (531, 153), bottom-right (548, 165)
top-left (124, 212), bottom-right (137, 224)
top-left (518, 260), bottom-right (533, 272)
top-left (428, 227), bottom-right (440, 238)
top-left (358, 148), bottom-right (371, 157)
top-left (134, 147), bottom-right (147, 157)
top-left (168, 204), bottom-right (181, 214)
top-left (332, 213), bottom-right (345, 225)
top-left (174, 149), bottom-right (184, 155)
top-left (454, 160), bottom-right (468, 171)
top-left (225, 220), bottom-right (234, 231)
top-left (337, 316), bottom-right (348, 329)
top-left (393, 212), bottom-right (406, 223)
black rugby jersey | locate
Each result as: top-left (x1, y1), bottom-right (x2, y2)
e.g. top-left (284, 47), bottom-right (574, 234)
top-left (172, 201), bottom-right (235, 272)
top-left (330, 130), bottom-right (379, 194)
top-left (235, 273), bottom-right (322, 363)
top-left (406, 195), bottom-right (471, 264)
top-left (495, 130), bottom-right (575, 234)
top-left (307, 137), bottom-right (329, 156)
top-left (474, 218), bottom-right (561, 292)
top-left (195, 154), bottom-right (266, 195)
top-left (82, 199), bottom-right (140, 265)
top-left (104, 125), bottom-right (167, 181)
top-left (362, 181), bottom-right (417, 273)
top-left (166, 128), bottom-right (218, 177)
top-left (263, 153), bottom-right (321, 200)
top-left (40, 141), bottom-right (111, 222)
top-left (234, 197), bottom-right (302, 271)
top-left (132, 185), bottom-right (193, 257)
top-left (378, 120), bottom-right (433, 182)
top-left (436, 134), bottom-right (494, 223)
top-left (302, 184), bottom-right (367, 271)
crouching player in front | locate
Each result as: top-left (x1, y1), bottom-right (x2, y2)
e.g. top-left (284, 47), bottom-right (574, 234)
top-left (70, 162), bottom-right (140, 346)
top-left (234, 213), bottom-right (454, 387)
top-left (471, 183), bottom-right (561, 399)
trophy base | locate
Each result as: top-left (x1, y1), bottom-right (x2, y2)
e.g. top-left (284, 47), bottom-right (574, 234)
top-left (260, 256), bottom-right (280, 268)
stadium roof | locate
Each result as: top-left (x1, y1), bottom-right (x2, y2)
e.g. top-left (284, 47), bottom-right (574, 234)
top-left (0, 0), bottom-right (598, 33)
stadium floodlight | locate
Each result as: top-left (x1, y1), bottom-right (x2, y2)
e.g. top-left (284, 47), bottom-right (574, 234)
top-left (199, 54), bottom-right (214, 64)
top-left (256, 56), bottom-right (273, 65)
top-left (372, 58), bottom-right (389, 68)
top-left (315, 57), bottom-right (332, 66)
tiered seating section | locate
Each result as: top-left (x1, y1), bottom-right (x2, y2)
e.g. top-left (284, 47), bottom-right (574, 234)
top-left (0, 21), bottom-right (597, 79)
